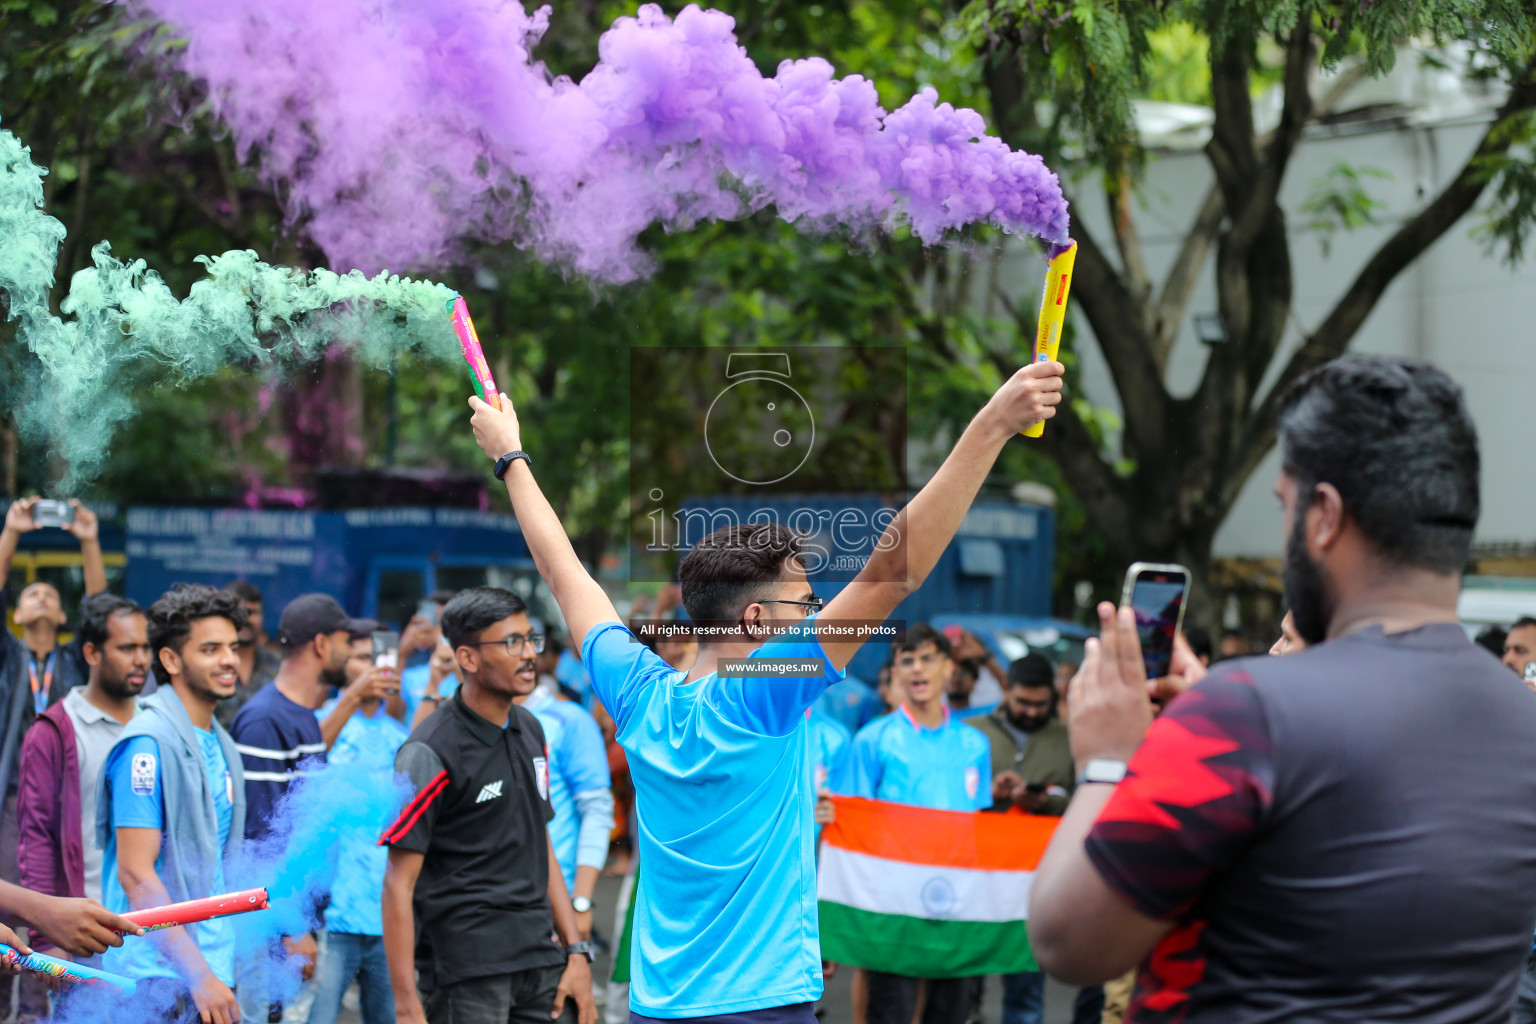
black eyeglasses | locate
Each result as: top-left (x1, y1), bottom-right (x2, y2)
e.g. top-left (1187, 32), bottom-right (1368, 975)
top-left (759, 597), bottom-right (824, 613)
top-left (467, 633), bottom-right (546, 654)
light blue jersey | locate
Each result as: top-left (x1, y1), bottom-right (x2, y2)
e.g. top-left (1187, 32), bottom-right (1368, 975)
top-left (521, 688), bottom-right (612, 891)
top-left (400, 663), bottom-right (459, 724)
top-left (584, 618), bottom-right (844, 1018)
top-left (815, 676), bottom-right (883, 734)
top-left (315, 701), bottom-right (409, 935)
top-left (849, 706), bottom-right (991, 812)
top-left (808, 711), bottom-right (852, 796)
top-left (101, 733), bottom-right (236, 985)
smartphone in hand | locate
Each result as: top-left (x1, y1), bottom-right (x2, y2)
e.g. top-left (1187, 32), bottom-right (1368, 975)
top-left (1120, 562), bottom-right (1191, 680)
top-left (31, 500), bottom-right (75, 528)
top-left (372, 630), bottom-right (401, 671)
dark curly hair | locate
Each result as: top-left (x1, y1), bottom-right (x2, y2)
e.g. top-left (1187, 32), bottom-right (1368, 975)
top-left (147, 584), bottom-right (249, 686)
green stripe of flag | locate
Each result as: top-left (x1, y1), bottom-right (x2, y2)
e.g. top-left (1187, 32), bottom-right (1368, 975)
top-left (818, 901), bottom-right (1039, 979)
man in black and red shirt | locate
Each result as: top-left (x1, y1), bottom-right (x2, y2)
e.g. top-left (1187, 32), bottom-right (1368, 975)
top-left (1030, 356), bottom-right (1536, 1024)
top-left (380, 587), bottom-right (596, 1024)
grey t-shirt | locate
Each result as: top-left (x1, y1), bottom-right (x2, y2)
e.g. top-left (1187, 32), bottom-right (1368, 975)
top-left (1086, 624), bottom-right (1536, 1024)
top-left (62, 687), bottom-right (132, 904)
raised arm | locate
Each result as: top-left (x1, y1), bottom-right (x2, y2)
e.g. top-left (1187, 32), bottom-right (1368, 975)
top-left (818, 361), bottom-right (1064, 671)
top-left (468, 396), bottom-right (620, 651)
top-left (0, 499), bottom-right (38, 584)
top-left (66, 501), bottom-right (107, 597)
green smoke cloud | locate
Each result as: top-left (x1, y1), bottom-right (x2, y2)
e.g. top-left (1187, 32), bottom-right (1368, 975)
top-left (0, 120), bottom-right (459, 492)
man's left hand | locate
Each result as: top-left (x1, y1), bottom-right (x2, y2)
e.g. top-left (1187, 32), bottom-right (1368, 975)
top-left (814, 797), bottom-right (836, 826)
top-left (1015, 787), bottom-right (1050, 813)
top-left (63, 501), bottom-right (98, 543)
top-left (551, 954), bottom-right (596, 1024)
top-left (1066, 602), bottom-right (1155, 769)
top-left (283, 933), bottom-right (318, 983)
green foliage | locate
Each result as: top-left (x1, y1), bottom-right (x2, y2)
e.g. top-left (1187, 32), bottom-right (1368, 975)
top-left (1300, 161), bottom-right (1392, 256)
top-left (1475, 108), bottom-right (1536, 265)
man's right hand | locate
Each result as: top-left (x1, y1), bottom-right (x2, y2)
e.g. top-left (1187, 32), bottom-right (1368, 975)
top-left (992, 770), bottom-right (1024, 803)
top-left (394, 1000), bottom-right (430, 1024)
top-left (190, 970), bottom-right (240, 1024)
top-left (3, 497), bottom-right (39, 535)
top-left (346, 665), bottom-right (401, 702)
top-left (985, 361), bottom-right (1065, 435)
top-left (26, 896), bottom-right (142, 957)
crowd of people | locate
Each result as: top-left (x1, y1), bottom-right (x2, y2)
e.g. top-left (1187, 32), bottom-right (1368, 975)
top-left (0, 351), bottom-right (1534, 1024)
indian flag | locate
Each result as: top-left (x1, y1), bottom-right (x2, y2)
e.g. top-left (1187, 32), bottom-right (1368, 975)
top-left (817, 796), bottom-right (1058, 978)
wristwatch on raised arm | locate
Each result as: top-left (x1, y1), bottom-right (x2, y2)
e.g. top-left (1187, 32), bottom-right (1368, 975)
top-left (571, 895), bottom-right (592, 914)
top-left (494, 450), bottom-right (533, 480)
top-left (563, 940), bottom-right (596, 963)
top-left (1076, 758), bottom-right (1128, 788)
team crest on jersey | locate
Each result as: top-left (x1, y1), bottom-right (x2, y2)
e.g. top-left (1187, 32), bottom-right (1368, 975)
top-left (533, 756), bottom-right (549, 801)
top-left (964, 766), bottom-right (980, 800)
top-left (130, 752), bottom-right (156, 795)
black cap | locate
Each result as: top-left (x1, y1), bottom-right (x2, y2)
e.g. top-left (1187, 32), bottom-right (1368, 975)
top-left (277, 594), bottom-right (365, 648)
top-left (348, 618), bottom-right (382, 643)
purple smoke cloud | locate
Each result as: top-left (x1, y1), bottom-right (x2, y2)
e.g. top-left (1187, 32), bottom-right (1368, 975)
top-left (128, 0), bottom-right (1069, 280)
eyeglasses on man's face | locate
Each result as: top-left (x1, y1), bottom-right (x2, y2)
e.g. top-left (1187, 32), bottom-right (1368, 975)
top-left (759, 596), bottom-right (824, 614)
top-left (466, 633), bottom-right (546, 655)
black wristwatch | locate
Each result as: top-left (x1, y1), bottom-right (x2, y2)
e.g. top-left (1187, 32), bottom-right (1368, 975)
top-left (563, 940), bottom-right (596, 963)
top-left (494, 450), bottom-right (532, 480)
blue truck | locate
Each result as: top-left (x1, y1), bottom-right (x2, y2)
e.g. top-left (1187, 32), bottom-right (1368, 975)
top-left (121, 506), bottom-right (559, 632)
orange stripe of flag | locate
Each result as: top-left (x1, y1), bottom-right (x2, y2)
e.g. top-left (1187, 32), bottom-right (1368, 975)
top-left (822, 796), bottom-right (1058, 872)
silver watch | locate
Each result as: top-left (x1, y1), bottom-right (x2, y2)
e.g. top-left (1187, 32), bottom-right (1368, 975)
top-left (1076, 758), bottom-right (1128, 787)
top-left (571, 895), bottom-right (592, 914)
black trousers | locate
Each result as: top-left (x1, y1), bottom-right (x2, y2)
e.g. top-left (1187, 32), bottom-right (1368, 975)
top-left (865, 971), bottom-right (972, 1024)
top-left (424, 964), bottom-right (571, 1024)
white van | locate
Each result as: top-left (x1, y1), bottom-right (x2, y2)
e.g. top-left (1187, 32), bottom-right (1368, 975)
top-left (1458, 576), bottom-right (1536, 634)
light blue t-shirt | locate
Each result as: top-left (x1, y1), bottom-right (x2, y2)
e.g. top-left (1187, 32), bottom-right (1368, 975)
top-left (808, 712), bottom-right (852, 796)
top-left (584, 618), bottom-right (844, 1018)
top-left (521, 688), bottom-right (611, 891)
top-left (315, 701), bottom-right (409, 935)
top-left (400, 662), bottom-right (459, 724)
top-left (556, 648), bottom-right (593, 707)
top-left (849, 706), bottom-right (992, 812)
top-left (815, 676), bottom-right (883, 734)
top-left (101, 731), bottom-right (236, 985)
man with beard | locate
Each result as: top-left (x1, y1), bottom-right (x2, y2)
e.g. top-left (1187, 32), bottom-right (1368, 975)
top-left (96, 584), bottom-right (248, 1024)
top-left (380, 587), bottom-right (595, 1024)
top-left (231, 593), bottom-right (362, 1021)
top-left (18, 595), bottom-right (148, 916)
top-left (967, 653), bottom-right (1075, 1024)
top-left (1029, 356), bottom-right (1536, 1024)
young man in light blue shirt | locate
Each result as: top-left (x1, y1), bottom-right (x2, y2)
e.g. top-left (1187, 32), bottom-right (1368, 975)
top-left (98, 584), bottom-right (248, 1024)
top-left (465, 357), bottom-right (1063, 1023)
top-left (308, 622), bottom-right (410, 1024)
top-left (515, 683), bottom-right (614, 938)
top-left (847, 623), bottom-right (991, 1024)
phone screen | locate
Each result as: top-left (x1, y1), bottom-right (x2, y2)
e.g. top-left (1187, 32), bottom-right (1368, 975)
top-left (416, 600), bottom-right (441, 626)
top-left (372, 630), bottom-right (401, 670)
top-left (1126, 568), bottom-right (1190, 679)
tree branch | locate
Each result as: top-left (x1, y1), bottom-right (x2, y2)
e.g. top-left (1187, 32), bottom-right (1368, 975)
top-left (1152, 184), bottom-right (1224, 367)
top-left (1047, 208), bottom-right (1170, 454)
top-left (1238, 62), bottom-right (1536, 479)
top-left (1106, 167), bottom-right (1152, 311)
